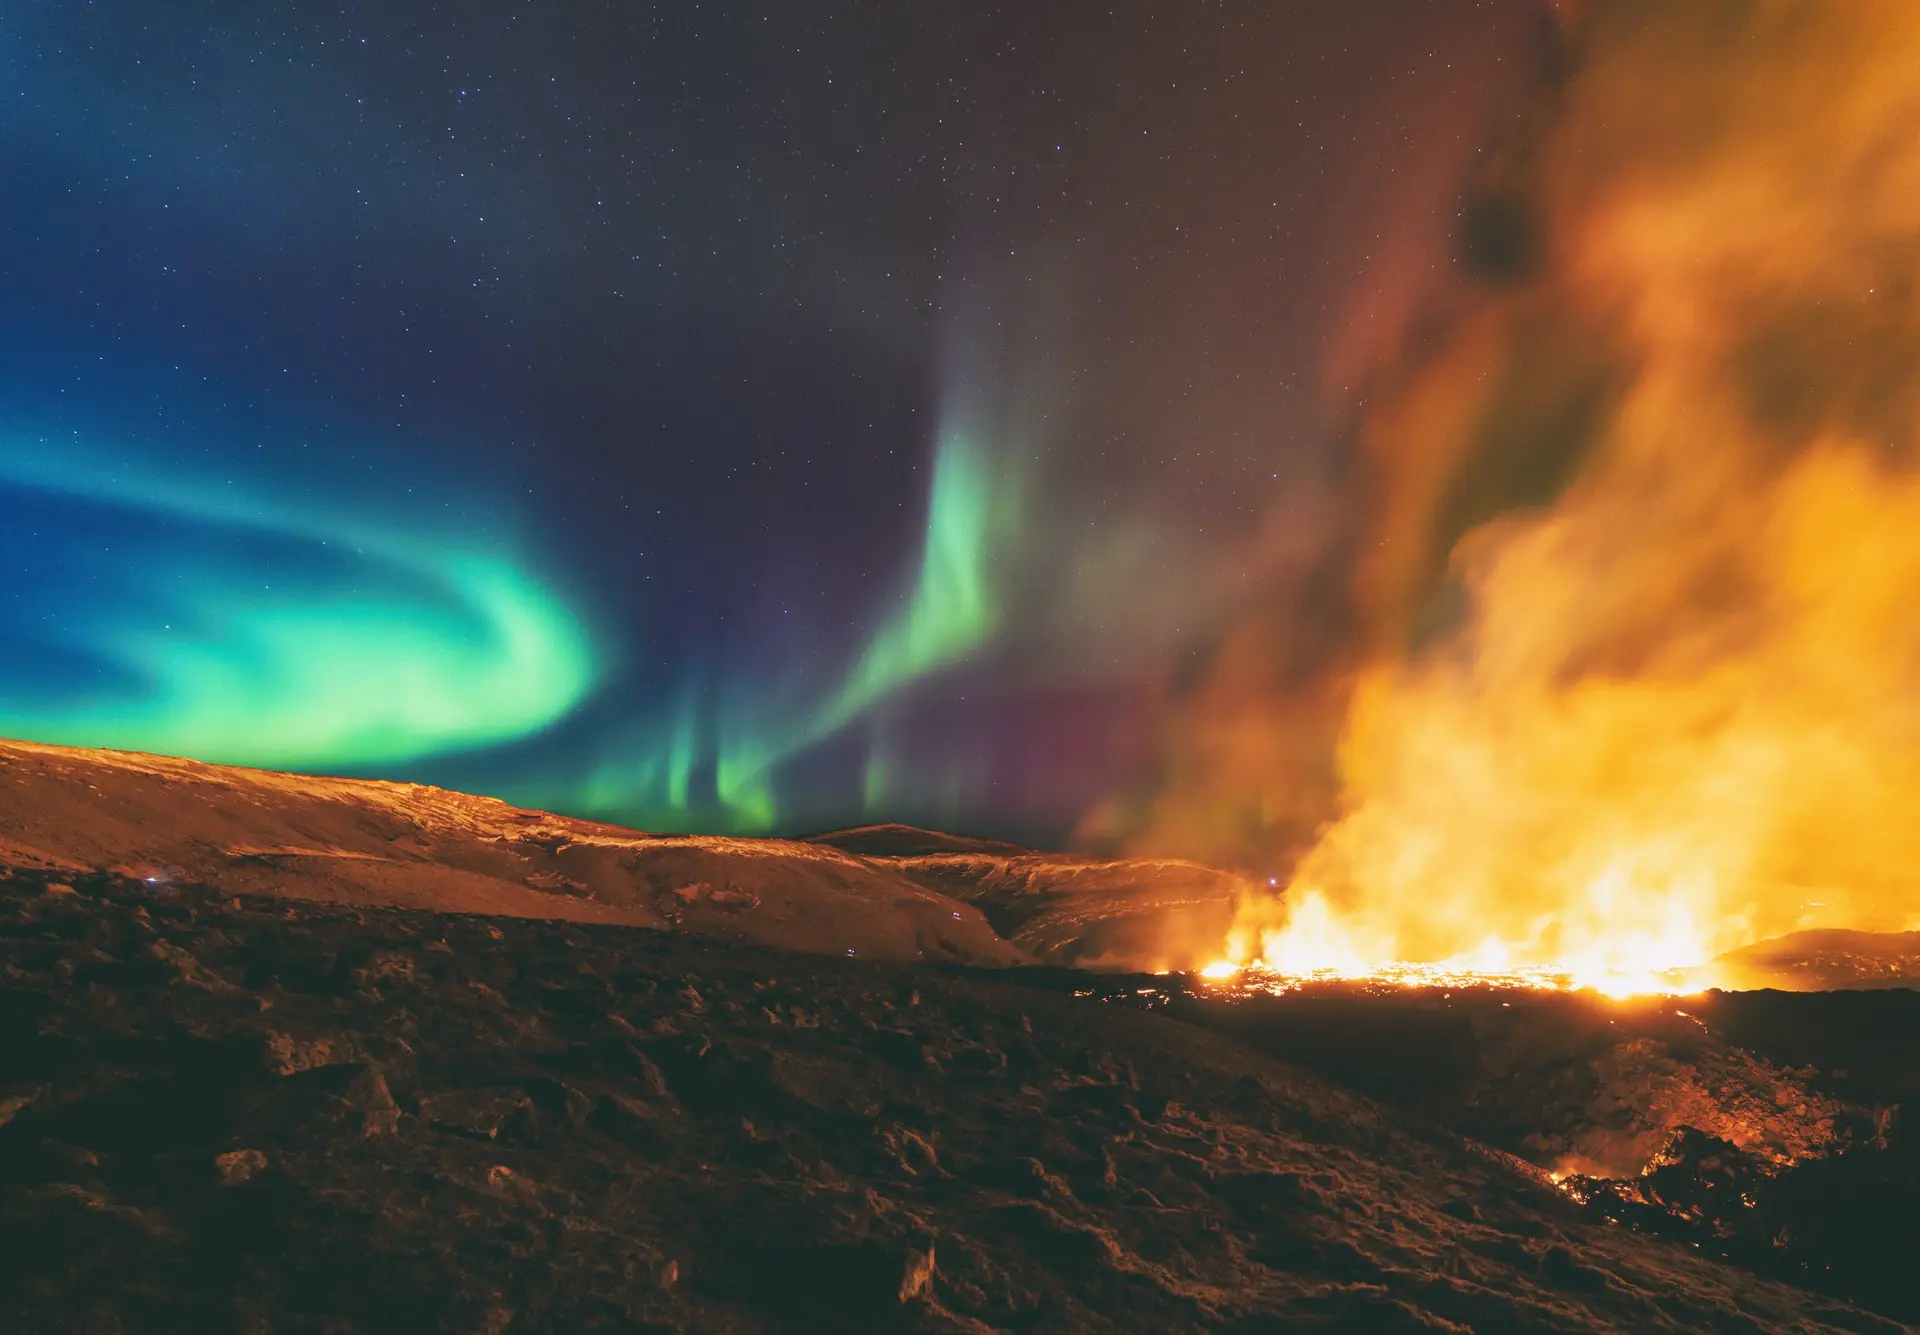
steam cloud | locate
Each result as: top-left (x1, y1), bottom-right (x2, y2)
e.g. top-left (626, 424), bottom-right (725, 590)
top-left (1130, 0), bottom-right (1920, 974)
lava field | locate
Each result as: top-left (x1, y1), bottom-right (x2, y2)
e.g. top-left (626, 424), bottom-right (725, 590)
top-left (2, 867), bottom-right (1912, 1334)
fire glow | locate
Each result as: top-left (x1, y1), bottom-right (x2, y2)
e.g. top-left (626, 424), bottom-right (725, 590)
top-left (1178, 3), bottom-right (1920, 994)
top-left (1201, 873), bottom-right (1720, 998)
top-left (1197, 962), bottom-right (1704, 1001)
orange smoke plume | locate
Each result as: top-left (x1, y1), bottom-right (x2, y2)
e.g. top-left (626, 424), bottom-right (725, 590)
top-left (1154, 0), bottom-right (1920, 987)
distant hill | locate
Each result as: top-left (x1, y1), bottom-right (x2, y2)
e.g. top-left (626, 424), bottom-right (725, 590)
top-left (4, 737), bottom-right (1917, 989)
top-left (0, 738), bottom-right (1022, 969)
top-left (1714, 929), bottom-right (1920, 991)
top-left (803, 823), bottom-right (1035, 858)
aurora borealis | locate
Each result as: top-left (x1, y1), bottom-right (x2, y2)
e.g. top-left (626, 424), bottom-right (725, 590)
top-left (0, 437), bottom-right (595, 768)
top-left (0, 0), bottom-right (1552, 843)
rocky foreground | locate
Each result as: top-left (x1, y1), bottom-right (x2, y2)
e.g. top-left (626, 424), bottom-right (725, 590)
top-left (0, 867), bottom-right (1908, 1335)
top-left (1078, 976), bottom-right (1920, 1325)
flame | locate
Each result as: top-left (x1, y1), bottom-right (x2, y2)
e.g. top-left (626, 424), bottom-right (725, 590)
top-left (1183, 2), bottom-right (1920, 990)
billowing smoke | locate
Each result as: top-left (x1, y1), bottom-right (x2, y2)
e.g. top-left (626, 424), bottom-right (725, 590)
top-left (1129, 0), bottom-right (1920, 979)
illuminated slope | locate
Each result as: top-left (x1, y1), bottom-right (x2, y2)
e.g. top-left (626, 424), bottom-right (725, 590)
top-left (0, 736), bottom-right (1025, 966)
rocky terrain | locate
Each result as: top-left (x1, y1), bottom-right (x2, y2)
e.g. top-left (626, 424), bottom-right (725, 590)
top-left (4, 740), bottom-right (1916, 990)
top-left (1712, 932), bottom-right (1920, 992)
top-left (0, 742), bottom-right (1249, 974)
top-left (1068, 978), bottom-right (1920, 1324)
top-left (2, 738), bottom-right (1918, 1331)
top-left (0, 866), bottom-right (1907, 1334)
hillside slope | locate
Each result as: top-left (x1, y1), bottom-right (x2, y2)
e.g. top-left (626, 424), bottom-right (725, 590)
top-left (0, 739), bottom-right (1021, 967)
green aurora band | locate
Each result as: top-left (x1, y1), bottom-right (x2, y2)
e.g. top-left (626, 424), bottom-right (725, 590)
top-left (557, 423), bottom-right (1021, 831)
top-left (0, 436), bottom-right (599, 770)
top-left (0, 413), bottom-right (1017, 832)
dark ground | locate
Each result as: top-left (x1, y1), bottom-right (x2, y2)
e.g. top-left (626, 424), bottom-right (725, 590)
top-left (1041, 976), bottom-right (1920, 1325)
top-left (0, 867), bottom-right (1910, 1334)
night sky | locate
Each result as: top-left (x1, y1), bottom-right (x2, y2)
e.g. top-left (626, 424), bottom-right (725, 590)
top-left (0, 0), bottom-right (1549, 843)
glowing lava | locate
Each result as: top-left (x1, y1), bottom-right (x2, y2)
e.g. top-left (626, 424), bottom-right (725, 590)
top-left (1200, 860), bottom-right (1723, 998)
top-left (1195, 958), bottom-right (1711, 1000)
top-left (1211, 875), bottom-right (1723, 998)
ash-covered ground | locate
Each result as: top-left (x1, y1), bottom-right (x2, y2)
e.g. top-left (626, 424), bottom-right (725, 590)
top-left (1, 868), bottom-right (1910, 1335)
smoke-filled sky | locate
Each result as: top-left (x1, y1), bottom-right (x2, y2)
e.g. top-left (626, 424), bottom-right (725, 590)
top-left (0, 0), bottom-right (1551, 842)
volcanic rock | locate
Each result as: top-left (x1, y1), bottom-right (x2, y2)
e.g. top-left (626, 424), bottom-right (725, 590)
top-left (1713, 930), bottom-right (1920, 991)
top-left (1137, 978), bottom-right (1920, 1323)
top-left (878, 848), bottom-right (1257, 970)
top-left (10, 737), bottom-right (1916, 986)
top-left (0, 867), bottom-right (1903, 1334)
top-left (5, 738), bottom-right (1920, 1328)
top-left (0, 738), bottom-right (1023, 968)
